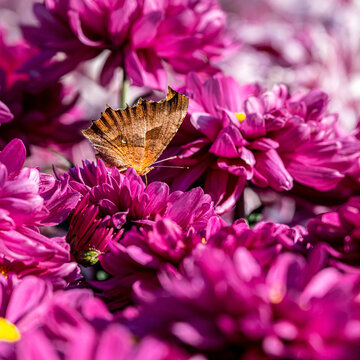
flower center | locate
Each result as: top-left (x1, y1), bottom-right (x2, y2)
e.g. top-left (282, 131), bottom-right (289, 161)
top-left (0, 263), bottom-right (8, 278)
top-left (0, 318), bottom-right (21, 342)
top-left (235, 112), bottom-right (246, 123)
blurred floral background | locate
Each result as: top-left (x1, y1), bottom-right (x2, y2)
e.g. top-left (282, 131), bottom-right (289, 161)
top-left (1, 1), bottom-right (360, 359)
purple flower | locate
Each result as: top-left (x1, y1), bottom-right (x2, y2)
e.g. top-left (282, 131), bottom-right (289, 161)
top-left (98, 193), bottom-right (214, 309)
top-left (0, 29), bottom-right (88, 154)
top-left (66, 194), bottom-right (123, 266)
top-left (324, 125), bottom-right (360, 202)
top-left (127, 246), bottom-right (271, 352)
top-left (307, 196), bottom-right (360, 270)
top-left (0, 274), bottom-right (52, 358)
top-left (18, 330), bottom-right (190, 360)
top-left (0, 231), bottom-right (80, 289)
top-left (0, 139), bottom-right (79, 228)
top-left (220, 0), bottom-right (360, 129)
top-left (0, 29), bottom-right (34, 88)
top-left (206, 219), bottom-right (309, 268)
top-left (0, 277), bottom-right (191, 360)
top-left (128, 246), bottom-right (360, 359)
top-left (150, 73), bottom-right (258, 213)
top-left (22, 0), bottom-right (235, 90)
top-left (64, 159), bottom-right (215, 270)
top-left (152, 73), bottom-right (360, 213)
top-left (17, 286), bottom-right (115, 358)
top-left (0, 139), bottom-right (80, 287)
top-left (64, 160), bottom-right (170, 264)
top-left (262, 249), bottom-right (360, 359)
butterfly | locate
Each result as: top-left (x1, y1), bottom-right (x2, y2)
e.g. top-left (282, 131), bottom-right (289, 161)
top-left (82, 87), bottom-right (189, 175)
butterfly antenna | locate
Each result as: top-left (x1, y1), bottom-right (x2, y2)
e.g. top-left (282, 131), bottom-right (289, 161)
top-left (153, 155), bottom-right (181, 164)
top-left (144, 173), bottom-right (148, 186)
top-left (153, 165), bottom-right (189, 170)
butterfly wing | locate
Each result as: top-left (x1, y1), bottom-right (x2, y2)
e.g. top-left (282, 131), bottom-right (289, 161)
top-left (140, 87), bottom-right (189, 170)
top-left (82, 106), bottom-right (146, 171)
top-left (82, 87), bottom-right (189, 173)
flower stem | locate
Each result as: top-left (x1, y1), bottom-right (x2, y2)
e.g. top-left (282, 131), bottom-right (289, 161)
top-left (121, 72), bottom-right (129, 109)
top-left (235, 192), bottom-right (246, 220)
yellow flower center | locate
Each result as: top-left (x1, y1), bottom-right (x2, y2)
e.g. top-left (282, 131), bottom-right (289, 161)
top-left (201, 237), bottom-right (207, 244)
top-left (0, 263), bottom-right (8, 278)
top-left (235, 112), bottom-right (246, 123)
top-left (0, 318), bottom-right (21, 342)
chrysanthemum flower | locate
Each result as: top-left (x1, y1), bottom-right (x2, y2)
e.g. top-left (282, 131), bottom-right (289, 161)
top-left (206, 219), bottom-right (309, 268)
top-left (127, 246), bottom-right (271, 351)
top-left (64, 159), bottom-right (215, 275)
top-left (262, 249), bottom-right (360, 360)
top-left (65, 160), bottom-right (172, 264)
top-left (220, 0), bottom-right (360, 128)
top-left (0, 138), bottom-right (80, 227)
top-left (22, 0), bottom-right (235, 90)
top-left (0, 29), bottom-right (88, 153)
top-left (0, 139), bottom-right (80, 286)
top-left (18, 329), bottom-right (191, 360)
top-left (0, 275), bottom-right (191, 360)
top-left (97, 189), bottom-right (215, 309)
top-left (152, 73), bottom-right (360, 213)
top-left (0, 29), bottom-right (34, 88)
top-left (0, 274), bottom-right (52, 358)
top-left (129, 246), bottom-right (360, 359)
top-left (307, 196), bottom-right (360, 271)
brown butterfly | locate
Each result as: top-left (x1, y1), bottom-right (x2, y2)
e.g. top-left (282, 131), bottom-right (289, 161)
top-left (82, 87), bottom-right (189, 175)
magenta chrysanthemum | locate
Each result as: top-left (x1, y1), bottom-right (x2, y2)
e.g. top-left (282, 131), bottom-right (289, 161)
top-left (206, 219), bottom-right (309, 268)
top-left (0, 274), bottom-right (52, 357)
top-left (129, 246), bottom-right (360, 359)
top-left (152, 73), bottom-right (360, 213)
top-left (0, 139), bottom-right (80, 286)
top-left (98, 190), bottom-right (215, 308)
top-left (63, 159), bottom-right (215, 269)
top-left (0, 275), bottom-right (190, 360)
top-left (307, 196), bottom-right (360, 271)
top-left (22, 0), bottom-right (235, 90)
top-left (0, 2), bottom-right (359, 358)
top-left (0, 29), bottom-right (88, 153)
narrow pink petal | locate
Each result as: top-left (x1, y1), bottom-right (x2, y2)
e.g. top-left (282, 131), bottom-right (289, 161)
top-left (68, 10), bottom-right (104, 47)
top-left (214, 169), bottom-right (247, 214)
top-left (286, 160), bottom-right (344, 191)
top-left (0, 139), bottom-right (26, 175)
top-left (132, 11), bottom-right (163, 48)
top-left (6, 277), bottom-right (51, 324)
top-left (125, 49), bottom-right (167, 91)
top-left (255, 150), bottom-right (293, 191)
top-left (190, 112), bottom-right (221, 141)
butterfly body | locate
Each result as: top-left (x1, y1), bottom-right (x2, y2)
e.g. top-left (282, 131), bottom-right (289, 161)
top-left (82, 87), bottom-right (189, 175)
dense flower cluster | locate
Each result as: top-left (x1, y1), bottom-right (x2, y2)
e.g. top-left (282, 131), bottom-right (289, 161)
top-left (62, 160), bottom-right (215, 267)
top-left (22, 0), bottom-right (235, 90)
top-left (0, 29), bottom-right (88, 155)
top-left (128, 246), bottom-right (360, 359)
top-left (0, 139), bottom-right (80, 287)
top-left (151, 73), bottom-right (360, 213)
top-left (307, 196), bottom-right (360, 270)
top-left (220, 0), bottom-right (360, 127)
top-left (1, 0), bottom-right (360, 359)
top-left (0, 274), bottom-right (190, 360)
